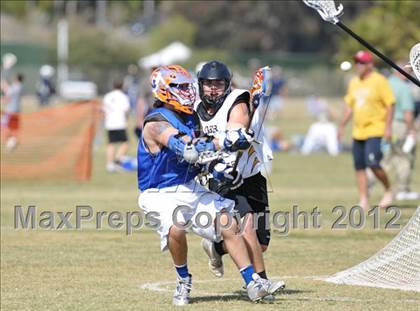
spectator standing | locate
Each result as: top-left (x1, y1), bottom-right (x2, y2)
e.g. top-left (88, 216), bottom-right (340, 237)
top-left (383, 64), bottom-right (418, 200)
top-left (338, 51), bottom-right (395, 210)
top-left (103, 79), bottom-right (130, 172)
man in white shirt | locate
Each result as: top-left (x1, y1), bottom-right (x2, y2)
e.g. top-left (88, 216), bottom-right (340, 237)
top-left (102, 79), bottom-right (130, 172)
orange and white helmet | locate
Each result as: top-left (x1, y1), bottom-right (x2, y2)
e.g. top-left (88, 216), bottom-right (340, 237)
top-left (150, 65), bottom-right (196, 114)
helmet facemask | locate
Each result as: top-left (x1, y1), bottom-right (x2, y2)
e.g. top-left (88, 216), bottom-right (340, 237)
top-left (197, 60), bottom-right (232, 110)
top-left (167, 82), bottom-right (197, 114)
top-left (199, 79), bottom-right (231, 110)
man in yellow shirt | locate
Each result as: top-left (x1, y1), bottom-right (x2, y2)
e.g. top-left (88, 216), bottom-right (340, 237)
top-left (338, 51), bottom-right (395, 210)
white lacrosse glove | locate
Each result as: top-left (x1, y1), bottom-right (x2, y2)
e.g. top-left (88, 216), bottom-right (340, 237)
top-left (217, 128), bottom-right (255, 152)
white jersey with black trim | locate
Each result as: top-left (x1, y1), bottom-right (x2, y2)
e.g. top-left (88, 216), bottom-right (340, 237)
top-left (195, 89), bottom-right (273, 179)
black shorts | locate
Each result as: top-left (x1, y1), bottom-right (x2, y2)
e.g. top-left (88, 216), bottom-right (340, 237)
top-left (108, 129), bottom-right (128, 143)
top-left (210, 172), bottom-right (271, 246)
top-left (352, 137), bottom-right (383, 170)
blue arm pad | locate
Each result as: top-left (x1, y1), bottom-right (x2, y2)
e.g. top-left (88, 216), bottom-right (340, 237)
top-left (167, 135), bottom-right (187, 157)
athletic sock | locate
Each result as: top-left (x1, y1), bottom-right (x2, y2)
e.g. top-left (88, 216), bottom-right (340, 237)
top-left (175, 263), bottom-right (189, 278)
top-left (214, 241), bottom-right (227, 256)
top-left (240, 265), bottom-right (255, 286)
top-left (258, 270), bottom-right (267, 279)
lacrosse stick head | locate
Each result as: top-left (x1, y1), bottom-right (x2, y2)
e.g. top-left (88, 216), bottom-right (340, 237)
top-left (302, 0), bottom-right (344, 24)
top-left (409, 43), bottom-right (420, 81)
top-left (250, 66), bottom-right (272, 109)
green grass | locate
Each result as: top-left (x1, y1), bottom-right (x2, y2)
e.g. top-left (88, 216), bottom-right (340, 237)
top-left (1, 97), bottom-right (419, 310)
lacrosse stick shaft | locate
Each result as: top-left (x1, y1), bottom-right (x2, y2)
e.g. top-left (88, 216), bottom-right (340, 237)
top-left (336, 21), bottom-right (420, 87)
top-left (231, 67), bottom-right (272, 173)
top-left (231, 95), bottom-right (270, 172)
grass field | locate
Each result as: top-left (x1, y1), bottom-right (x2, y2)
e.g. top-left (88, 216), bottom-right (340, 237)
top-left (1, 98), bottom-right (419, 310)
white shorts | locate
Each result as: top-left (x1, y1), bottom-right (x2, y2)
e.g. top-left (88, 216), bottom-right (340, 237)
top-left (138, 179), bottom-right (235, 251)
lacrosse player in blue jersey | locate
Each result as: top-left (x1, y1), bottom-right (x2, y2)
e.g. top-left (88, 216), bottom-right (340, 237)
top-left (137, 65), bottom-right (271, 305)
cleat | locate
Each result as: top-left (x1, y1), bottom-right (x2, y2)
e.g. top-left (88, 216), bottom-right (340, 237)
top-left (201, 239), bottom-right (224, 277)
top-left (266, 279), bottom-right (286, 294)
top-left (257, 278), bottom-right (286, 302)
top-left (262, 294), bottom-right (275, 302)
top-left (172, 274), bottom-right (192, 306)
top-left (246, 273), bottom-right (269, 302)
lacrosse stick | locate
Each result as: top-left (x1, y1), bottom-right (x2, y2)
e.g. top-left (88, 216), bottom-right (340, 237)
top-left (231, 66), bottom-right (272, 173)
top-left (197, 149), bottom-right (229, 165)
top-left (409, 43), bottom-right (420, 81)
top-left (302, 0), bottom-right (420, 87)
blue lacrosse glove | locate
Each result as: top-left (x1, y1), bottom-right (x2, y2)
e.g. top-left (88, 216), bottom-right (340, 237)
top-left (220, 128), bottom-right (255, 152)
top-left (209, 160), bottom-right (243, 189)
top-left (194, 137), bottom-right (216, 153)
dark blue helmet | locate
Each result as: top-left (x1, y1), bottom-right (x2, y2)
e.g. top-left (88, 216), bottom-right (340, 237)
top-left (197, 60), bottom-right (232, 109)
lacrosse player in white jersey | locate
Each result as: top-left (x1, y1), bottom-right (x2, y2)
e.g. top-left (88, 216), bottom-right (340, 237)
top-left (193, 60), bottom-right (285, 298)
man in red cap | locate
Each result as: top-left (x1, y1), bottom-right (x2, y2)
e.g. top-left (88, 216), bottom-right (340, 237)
top-left (338, 50), bottom-right (395, 210)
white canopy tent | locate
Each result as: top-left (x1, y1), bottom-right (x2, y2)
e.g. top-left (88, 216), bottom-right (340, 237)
top-left (138, 41), bottom-right (191, 69)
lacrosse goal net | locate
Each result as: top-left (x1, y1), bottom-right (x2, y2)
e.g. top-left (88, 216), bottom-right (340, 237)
top-left (325, 207), bottom-right (420, 292)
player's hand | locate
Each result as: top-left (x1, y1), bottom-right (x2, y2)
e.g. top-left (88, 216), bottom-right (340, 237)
top-left (193, 137), bottom-right (216, 153)
top-left (222, 128), bottom-right (255, 152)
top-left (212, 162), bottom-right (243, 189)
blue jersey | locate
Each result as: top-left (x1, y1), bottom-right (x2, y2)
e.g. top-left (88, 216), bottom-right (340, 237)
top-left (137, 108), bottom-right (200, 191)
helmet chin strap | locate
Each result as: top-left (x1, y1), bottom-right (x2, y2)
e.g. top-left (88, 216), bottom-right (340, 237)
top-left (202, 95), bottom-right (224, 114)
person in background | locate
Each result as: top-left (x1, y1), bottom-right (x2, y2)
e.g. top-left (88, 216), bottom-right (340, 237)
top-left (123, 64), bottom-right (140, 112)
top-left (301, 112), bottom-right (339, 156)
top-left (267, 127), bottom-right (291, 152)
top-left (102, 79), bottom-right (130, 172)
top-left (134, 66), bottom-right (156, 140)
top-left (338, 51), bottom-right (395, 210)
top-left (1, 73), bottom-right (24, 152)
top-left (268, 65), bottom-right (287, 119)
top-left (36, 65), bottom-right (55, 107)
top-left (383, 63), bottom-right (418, 201)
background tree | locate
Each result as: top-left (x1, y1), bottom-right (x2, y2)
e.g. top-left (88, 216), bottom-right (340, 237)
top-left (337, 1), bottom-right (420, 64)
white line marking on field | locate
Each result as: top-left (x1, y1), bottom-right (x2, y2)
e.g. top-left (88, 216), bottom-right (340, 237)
top-left (138, 275), bottom-right (420, 303)
top-left (139, 275), bottom-right (311, 294)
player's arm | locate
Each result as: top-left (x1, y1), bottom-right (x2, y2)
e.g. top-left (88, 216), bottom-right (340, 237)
top-left (143, 121), bottom-right (197, 162)
top-left (226, 101), bottom-right (250, 130)
top-left (212, 101), bottom-right (253, 151)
